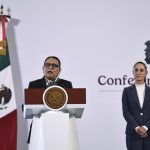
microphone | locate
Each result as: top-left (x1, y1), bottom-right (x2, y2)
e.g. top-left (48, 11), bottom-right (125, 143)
top-left (49, 73), bottom-right (60, 86)
top-left (53, 73), bottom-right (60, 84)
top-left (46, 73), bottom-right (60, 87)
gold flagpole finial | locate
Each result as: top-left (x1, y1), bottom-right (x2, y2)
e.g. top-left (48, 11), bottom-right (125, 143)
top-left (0, 5), bottom-right (3, 15)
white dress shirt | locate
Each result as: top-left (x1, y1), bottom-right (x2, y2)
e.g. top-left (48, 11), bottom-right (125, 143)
top-left (135, 83), bottom-right (148, 131)
top-left (135, 83), bottom-right (145, 108)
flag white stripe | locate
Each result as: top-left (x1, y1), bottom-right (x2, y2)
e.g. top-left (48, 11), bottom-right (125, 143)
top-left (0, 66), bottom-right (16, 118)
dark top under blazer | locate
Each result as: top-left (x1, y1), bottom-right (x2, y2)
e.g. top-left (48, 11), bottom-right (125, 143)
top-left (122, 84), bottom-right (150, 135)
top-left (28, 77), bottom-right (72, 88)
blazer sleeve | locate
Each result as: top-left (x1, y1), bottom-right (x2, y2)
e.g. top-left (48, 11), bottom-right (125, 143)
top-left (144, 88), bottom-right (150, 129)
top-left (122, 88), bottom-right (139, 130)
top-left (145, 120), bottom-right (150, 129)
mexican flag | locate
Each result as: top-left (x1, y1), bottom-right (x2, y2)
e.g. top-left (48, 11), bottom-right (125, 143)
top-left (0, 16), bottom-right (17, 150)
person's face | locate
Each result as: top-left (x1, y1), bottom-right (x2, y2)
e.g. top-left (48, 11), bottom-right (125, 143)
top-left (43, 58), bottom-right (61, 80)
top-left (133, 63), bottom-right (147, 84)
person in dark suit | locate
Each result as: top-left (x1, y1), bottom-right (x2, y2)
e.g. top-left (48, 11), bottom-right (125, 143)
top-left (27, 56), bottom-right (72, 144)
top-left (28, 56), bottom-right (72, 88)
top-left (122, 61), bottom-right (150, 150)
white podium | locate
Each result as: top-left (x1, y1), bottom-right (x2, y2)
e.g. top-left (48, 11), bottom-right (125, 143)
top-left (23, 88), bottom-right (86, 150)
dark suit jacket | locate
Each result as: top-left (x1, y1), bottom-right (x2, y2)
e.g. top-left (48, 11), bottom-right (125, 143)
top-left (28, 77), bottom-right (72, 89)
top-left (122, 84), bottom-right (150, 135)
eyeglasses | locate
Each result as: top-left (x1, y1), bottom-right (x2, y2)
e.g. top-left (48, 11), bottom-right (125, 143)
top-left (134, 68), bottom-right (145, 72)
top-left (44, 63), bottom-right (60, 69)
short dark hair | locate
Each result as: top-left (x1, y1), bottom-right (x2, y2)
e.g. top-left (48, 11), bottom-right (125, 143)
top-left (44, 56), bottom-right (61, 67)
top-left (133, 61), bottom-right (147, 70)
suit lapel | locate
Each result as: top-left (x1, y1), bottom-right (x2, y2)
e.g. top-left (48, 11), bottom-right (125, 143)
top-left (130, 85), bottom-right (141, 110)
top-left (41, 77), bottom-right (47, 88)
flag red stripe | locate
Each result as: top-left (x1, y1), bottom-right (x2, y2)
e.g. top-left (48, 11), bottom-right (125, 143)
top-left (0, 109), bottom-right (17, 150)
top-left (2, 16), bottom-right (6, 40)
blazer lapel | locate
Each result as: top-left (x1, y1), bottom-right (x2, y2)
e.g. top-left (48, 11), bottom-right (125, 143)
top-left (142, 85), bottom-right (149, 109)
top-left (130, 85), bottom-right (141, 110)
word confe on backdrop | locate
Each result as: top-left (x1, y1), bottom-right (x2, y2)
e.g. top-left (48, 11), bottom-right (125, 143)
top-left (98, 75), bottom-right (150, 86)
